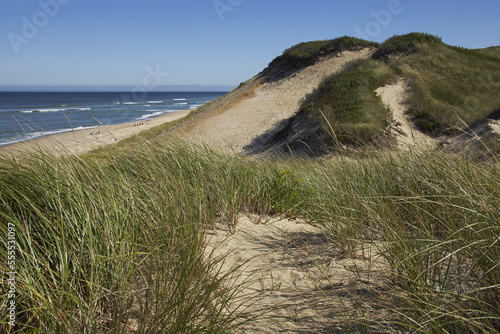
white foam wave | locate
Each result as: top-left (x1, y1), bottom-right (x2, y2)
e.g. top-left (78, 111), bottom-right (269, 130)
top-left (123, 102), bottom-right (141, 105)
top-left (174, 102), bottom-right (188, 105)
top-left (190, 104), bottom-right (202, 109)
top-left (40, 126), bottom-right (97, 136)
top-left (19, 107), bottom-right (91, 113)
top-left (73, 126), bottom-right (98, 131)
top-left (37, 108), bottom-right (67, 112)
top-left (147, 101), bottom-right (163, 104)
top-left (0, 138), bottom-right (26, 147)
top-left (138, 111), bottom-right (165, 120)
top-left (173, 98), bottom-right (186, 101)
top-left (0, 125), bottom-right (99, 147)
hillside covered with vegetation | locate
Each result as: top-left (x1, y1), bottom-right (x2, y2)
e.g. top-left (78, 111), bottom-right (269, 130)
top-left (281, 33), bottom-right (500, 146)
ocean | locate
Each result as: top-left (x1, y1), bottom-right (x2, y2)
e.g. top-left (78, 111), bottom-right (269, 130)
top-left (0, 91), bottom-right (227, 147)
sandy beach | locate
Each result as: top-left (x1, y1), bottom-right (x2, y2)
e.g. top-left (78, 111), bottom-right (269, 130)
top-left (0, 109), bottom-right (190, 157)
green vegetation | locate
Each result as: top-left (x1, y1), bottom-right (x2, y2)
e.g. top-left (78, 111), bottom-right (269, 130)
top-left (0, 142), bottom-right (309, 333)
top-left (300, 59), bottom-right (396, 143)
top-left (278, 36), bottom-right (379, 67)
top-left (1, 141), bottom-right (499, 332)
top-left (299, 32), bottom-right (500, 142)
top-left (398, 42), bottom-right (500, 134)
top-left (302, 151), bottom-right (500, 333)
top-left (372, 32), bottom-right (443, 60)
top-left (476, 46), bottom-right (500, 59)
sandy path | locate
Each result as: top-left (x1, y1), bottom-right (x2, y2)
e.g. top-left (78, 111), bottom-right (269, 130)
top-left (206, 216), bottom-right (390, 333)
top-left (0, 110), bottom-right (190, 157)
top-left (375, 78), bottom-right (437, 149)
top-left (182, 49), bottom-right (374, 154)
top-left (206, 217), bottom-right (328, 332)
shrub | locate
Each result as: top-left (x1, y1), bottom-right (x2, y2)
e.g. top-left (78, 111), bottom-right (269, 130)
top-left (372, 32), bottom-right (443, 60)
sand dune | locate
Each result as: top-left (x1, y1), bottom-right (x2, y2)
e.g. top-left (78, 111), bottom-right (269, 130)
top-left (177, 48), bottom-right (374, 154)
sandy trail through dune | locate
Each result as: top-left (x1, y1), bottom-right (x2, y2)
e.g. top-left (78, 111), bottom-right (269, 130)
top-left (376, 78), bottom-right (437, 149)
top-left (205, 216), bottom-right (391, 333)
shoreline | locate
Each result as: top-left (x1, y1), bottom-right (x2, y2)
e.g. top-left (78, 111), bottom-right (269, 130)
top-left (0, 109), bottom-right (191, 157)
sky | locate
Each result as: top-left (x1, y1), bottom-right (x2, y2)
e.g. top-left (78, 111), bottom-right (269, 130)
top-left (0, 0), bottom-right (499, 91)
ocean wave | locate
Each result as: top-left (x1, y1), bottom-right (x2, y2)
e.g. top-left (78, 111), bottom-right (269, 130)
top-left (19, 107), bottom-right (91, 113)
top-left (174, 102), bottom-right (188, 105)
top-left (138, 111), bottom-right (165, 120)
top-left (173, 98), bottom-right (186, 101)
top-left (190, 104), bottom-right (203, 109)
top-left (0, 125), bottom-right (99, 147)
top-left (39, 126), bottom-right (97, 136)
top-left (123, 102), bottom-right (141, 105)
top-left (20, 108), bottom-right (65, 113)
top-left (147, 101), bottom-right (163, 104)
top-left (0, 138), bottom-right (27, 147)
top-left (38, 108), bottom-right (68, 112)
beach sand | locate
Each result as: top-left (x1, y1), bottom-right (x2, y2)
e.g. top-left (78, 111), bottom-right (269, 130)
top-left (205, 215), bottom-right (389, 333)
top-left (0, 109), bottom-right (190, 157)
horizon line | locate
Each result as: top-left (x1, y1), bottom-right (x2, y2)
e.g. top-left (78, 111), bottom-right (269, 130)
top-left (0, 84), bottom-right (237, 93)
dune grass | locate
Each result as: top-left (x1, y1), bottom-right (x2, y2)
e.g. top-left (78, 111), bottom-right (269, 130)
top-left (280, 36), bottom-right (379, 67)
top-left (0, 141), bottom-right (310, 333)
top-left (298, 33), bottom-right (500, 144)
top-left (1, 139), bottom-right (499, 333)
top-left (298, 151), bottom-right (500, 332)
top-left (299, 59), bottom-right (397, 143)
top-left (397, 42), bottom-right (500, 135)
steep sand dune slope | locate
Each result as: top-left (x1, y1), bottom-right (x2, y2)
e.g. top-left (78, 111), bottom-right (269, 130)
top-left (177, 48), bottom-right (374, 153)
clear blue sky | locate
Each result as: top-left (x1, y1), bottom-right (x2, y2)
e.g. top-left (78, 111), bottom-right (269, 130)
top-left (1, 0), bottom-right (499, 91)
